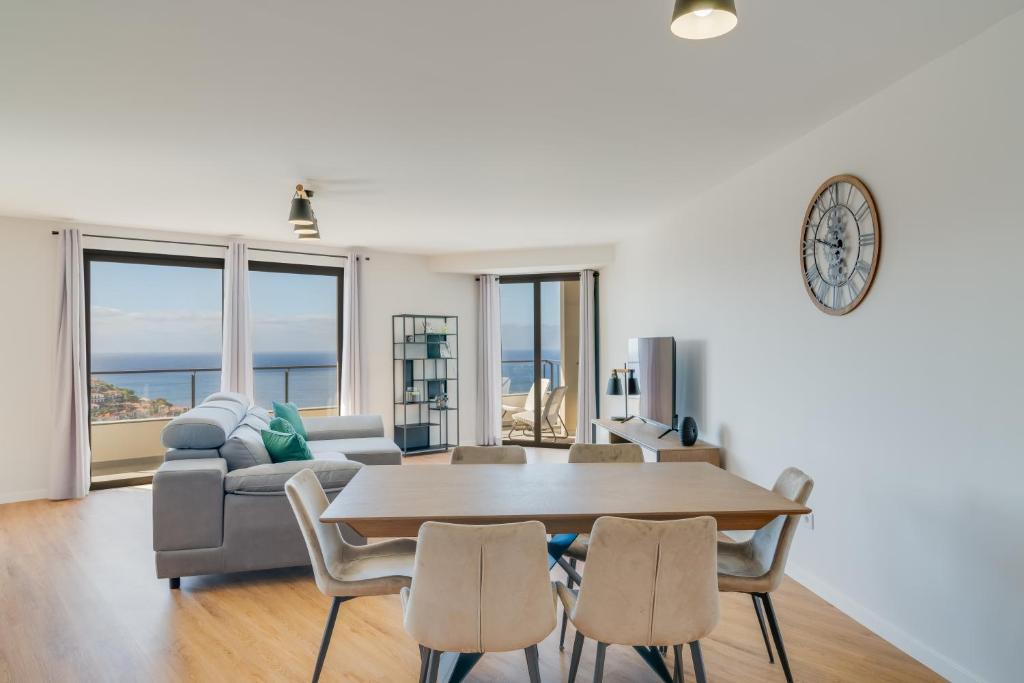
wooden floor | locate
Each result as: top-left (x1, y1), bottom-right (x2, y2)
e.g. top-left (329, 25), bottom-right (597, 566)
top-left (0, 448), bottom-right (942, 682)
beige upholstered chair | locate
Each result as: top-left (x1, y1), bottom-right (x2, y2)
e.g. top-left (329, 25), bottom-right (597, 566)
top-left (718, 467), bottom-right (813, 683)
top-left (401, 521), bottom-right (556, 683)
top-left (557, 516), bottom-right (720, 683)
top-left (558, 442), bottom-right (644, 648)
top-left (449, 445), bottom-right (527, 465)
top-left (285, 469), bottom-right (417, 683)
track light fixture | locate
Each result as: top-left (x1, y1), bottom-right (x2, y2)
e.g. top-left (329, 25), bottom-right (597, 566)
top-left (289, 184), bottom-right (321, 238)
top-left (671, 0), bottom-right (738, 40)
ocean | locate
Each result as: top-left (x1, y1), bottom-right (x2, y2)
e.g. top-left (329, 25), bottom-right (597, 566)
top-left (500, 348), bottom-right (562, 394)
top-left (92, 352), bottom-right (338, 410)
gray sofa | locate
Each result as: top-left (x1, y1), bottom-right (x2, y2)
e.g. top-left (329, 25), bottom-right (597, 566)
top-left (152, 392), bottom-right (402, 588)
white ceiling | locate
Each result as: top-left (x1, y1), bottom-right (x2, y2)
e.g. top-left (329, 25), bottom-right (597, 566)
top-left (1, 1), bottom-right (1021, 253)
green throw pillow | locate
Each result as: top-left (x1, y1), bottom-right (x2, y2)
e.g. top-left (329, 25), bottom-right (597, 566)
top-left (269, 416), bottom-right (296, 434)
top-left (273, 401), bottom-right (307, 439)
top-left (261, 428), bottom-right (313, 463)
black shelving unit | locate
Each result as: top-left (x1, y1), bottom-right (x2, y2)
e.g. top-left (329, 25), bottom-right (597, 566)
top-left (393, 314), bottom-right (459, 455)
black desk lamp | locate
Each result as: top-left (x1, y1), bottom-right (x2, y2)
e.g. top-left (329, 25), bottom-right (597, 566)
top-left (607, 367), bottom-right (640, 422)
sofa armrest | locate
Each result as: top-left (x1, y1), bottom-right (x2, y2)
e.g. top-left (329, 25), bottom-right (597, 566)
top-left (152, 458), bottom-right (227, 552)
top-left (304, 414), bottom-right (384, 440)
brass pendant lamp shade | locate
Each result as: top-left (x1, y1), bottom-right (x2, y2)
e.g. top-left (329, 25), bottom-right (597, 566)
top-left (288, 184), bottom-right (315, 226)
top-left (671, 0), bottom-right (738, 39)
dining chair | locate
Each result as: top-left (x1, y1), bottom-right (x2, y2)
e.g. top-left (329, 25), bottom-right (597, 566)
top-left (558, 442), bottom-right (644, 648)
top-left (401, 521), bottom-right (556, 683)
top-left (718, 467), bottom-right (814, 683)
top-left (449, 444), bottom-right (527, 464)
top-left (557, 515), bottom-right (720, 683)
top-left (285, 469), bottom-right (417, 683)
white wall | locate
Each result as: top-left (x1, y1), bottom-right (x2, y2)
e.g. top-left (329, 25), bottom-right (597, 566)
top-left (0, 218), bottom-right (58, 502)
top-left (600, 12), bottom-right (1024, 683)
top-left (360, 249), bottom-right (478, 445)
top-left (0, 222), bottom-right (478, 503)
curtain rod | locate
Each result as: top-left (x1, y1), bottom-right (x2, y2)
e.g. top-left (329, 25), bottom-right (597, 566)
top-left (475, 272), bottom-right (599, 281)
top-left (50, 231), bottom-right (352, 260)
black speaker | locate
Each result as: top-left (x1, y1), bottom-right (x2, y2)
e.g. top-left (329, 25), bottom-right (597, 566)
top-left (681, 416), bottom-right (698, 446)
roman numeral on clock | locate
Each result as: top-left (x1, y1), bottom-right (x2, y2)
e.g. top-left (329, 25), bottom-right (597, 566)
top-left (859, 233), bottom-right (875, 246)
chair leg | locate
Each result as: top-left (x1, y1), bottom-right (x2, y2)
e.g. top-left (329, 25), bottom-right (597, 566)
top-left (168, 577), bottom-right (180, 590)
top-left (524, 644), bottom-right (541, 683)
top-left (593, 642), bottom-right (608, 683)
top-left (312, 597), bottom-right (345, 683)
top-left (672, 644), bottom-right (684, 683)
top-left (751, 593), bottom-right (775, 663)
top-left (761, 593), bottom-right (794, 683)
top-left (689, 642), bottom-right (707, 683)
top-left (426, 649), bottom-right (442, 683)
top-left (560, 558), bottom-right (577, 650)
top-left (567, 632), bottom-right (585, 683)
top-left (418, 645), bottom-right (429, 683)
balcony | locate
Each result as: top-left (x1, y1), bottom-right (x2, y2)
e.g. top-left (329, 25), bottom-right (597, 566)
top-left (89, 365), bottom-right (337, 487)
top-left (500, 359), bottom-right (575, 445)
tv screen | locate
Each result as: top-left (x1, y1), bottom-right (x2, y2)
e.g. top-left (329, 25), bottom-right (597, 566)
top-left (627, 337), bottom-right (676, 429)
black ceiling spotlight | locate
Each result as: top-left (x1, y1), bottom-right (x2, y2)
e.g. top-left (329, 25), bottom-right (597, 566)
top-left (289, 184), bottom-right (319, 237)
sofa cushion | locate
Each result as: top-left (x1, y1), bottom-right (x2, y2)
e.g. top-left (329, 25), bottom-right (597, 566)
top-left (261, 428), bottom-right (314, 463)
top-left (304, 415), bottom-right (385, 441)
top-left (308, 437), bottom-right (402, 466)
top-left (224, 459), bottom-right (361, 495)
top-left (220, 416), bottom-right (274, 471)
top-left (248, 406), bottom-right (272, 425)
top-left (273, 401), bottom-right (308, 439)
top-left (161, 399), bottom-right (249, 450)
top-left (203, 391), bottom-right (252, 408)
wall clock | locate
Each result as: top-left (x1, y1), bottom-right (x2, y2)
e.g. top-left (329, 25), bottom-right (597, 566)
top-left (801, 174), bottom-right (881, 315)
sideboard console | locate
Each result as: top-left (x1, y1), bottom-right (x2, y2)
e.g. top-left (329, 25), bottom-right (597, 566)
top-left (592, 417), bottom-right (721, 467)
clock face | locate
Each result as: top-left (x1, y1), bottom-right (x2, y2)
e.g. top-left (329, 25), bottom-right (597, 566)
top-left (801, 175), bottom-right (880, 315)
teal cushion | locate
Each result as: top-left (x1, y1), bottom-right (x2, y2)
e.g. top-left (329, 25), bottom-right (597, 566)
top-left (261, 428), bottom-right (313, 463)
top-left (273, 401), bottom-right (307, 439)
top-left (269, 416), bottom-right (296, 435)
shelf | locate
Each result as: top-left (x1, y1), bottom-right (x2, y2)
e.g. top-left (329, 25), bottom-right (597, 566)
top-left (394, 313), bottom-right (458, 454)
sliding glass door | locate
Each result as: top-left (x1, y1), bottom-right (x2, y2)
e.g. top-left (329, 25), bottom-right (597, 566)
top-left (500, 273), bottom-right (580, 448)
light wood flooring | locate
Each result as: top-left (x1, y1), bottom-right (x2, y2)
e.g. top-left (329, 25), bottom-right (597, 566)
top-left (0, 448), bottom-right (943, 682)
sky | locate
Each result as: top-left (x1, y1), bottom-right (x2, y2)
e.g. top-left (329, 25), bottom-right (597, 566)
top-left (89, 261), bottom-right (337, 355)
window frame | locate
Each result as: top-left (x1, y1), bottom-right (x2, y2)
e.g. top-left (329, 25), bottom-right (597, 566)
top-left (248, 260), bottom-right (345, 415)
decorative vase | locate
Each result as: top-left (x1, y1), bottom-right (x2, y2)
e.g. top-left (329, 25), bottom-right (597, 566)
top-left (681, 417), bottom-right (698, 447)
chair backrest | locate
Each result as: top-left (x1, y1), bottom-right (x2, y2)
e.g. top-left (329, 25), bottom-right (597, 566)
top-left (571, 516), bottom-right (719, 647)
top-left (568, 442), bottom-right (644, 463)
top-left (285, 468), bottom-right (352, 595)
top-left (450, 445), bottom-right (527, 465)
top-left (543, 386), bottom-right (567, 420)
top-left (403, 521), bottom-right (556, 653)
top-left (749, 467), bottom-right (814, 592)
top-left (523, 378), bottom-right (551, 411)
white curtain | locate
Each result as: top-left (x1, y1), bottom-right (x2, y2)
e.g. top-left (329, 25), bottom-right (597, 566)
top-left (575, 270), bottom-right (598, 444)
top-left (50, 229), bottom-right (91, 500)
top-left (476, 275), bottom-right (502, 445)
top-left (340, 253), bottom-right (365, 415)
top-left (220, 241), bottom-right (253, 397)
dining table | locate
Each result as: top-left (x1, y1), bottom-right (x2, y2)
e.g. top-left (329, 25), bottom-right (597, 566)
top-left (321, 461), bottom-right (811, 683)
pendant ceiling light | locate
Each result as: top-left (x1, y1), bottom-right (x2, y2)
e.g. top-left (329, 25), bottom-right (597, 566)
top-left (288, 184), bottom-right (315, 226)
top-left (671, 0), bottom-right (738, 40)
top-left (297, 219), bottom-right (321, 240)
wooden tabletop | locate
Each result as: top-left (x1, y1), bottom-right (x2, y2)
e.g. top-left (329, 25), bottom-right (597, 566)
top-left (321, 462), bottom-right (810, 537)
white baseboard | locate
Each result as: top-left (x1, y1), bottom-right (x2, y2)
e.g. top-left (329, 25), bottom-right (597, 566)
top-left (786, 562), bottom-right (985, 683)
top-left (0, 488), bottom-right (47, 505)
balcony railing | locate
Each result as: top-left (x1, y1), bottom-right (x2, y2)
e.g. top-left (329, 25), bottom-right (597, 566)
top-left (90, 364), bottom-right (337, 423)
top-left (500, 359), bottom-right (562, 395)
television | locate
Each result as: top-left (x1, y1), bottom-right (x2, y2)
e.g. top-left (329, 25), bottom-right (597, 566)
top-left (626, 336), bottom-right (677, 430)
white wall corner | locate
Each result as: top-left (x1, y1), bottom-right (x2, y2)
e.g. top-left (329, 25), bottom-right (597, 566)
top-left (786, 563), bottom-right (987, 683)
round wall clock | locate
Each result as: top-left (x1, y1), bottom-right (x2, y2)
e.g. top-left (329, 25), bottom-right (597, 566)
top-left (800, 174), bottom-right (881, 315)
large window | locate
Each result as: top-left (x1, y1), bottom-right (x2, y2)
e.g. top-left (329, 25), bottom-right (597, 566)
top-left (86, 251), bottom-right (224, 486)
top-left (249, 262), bottom-right (342, 414)
top-left (499, 273), bottom-right (580, 447)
